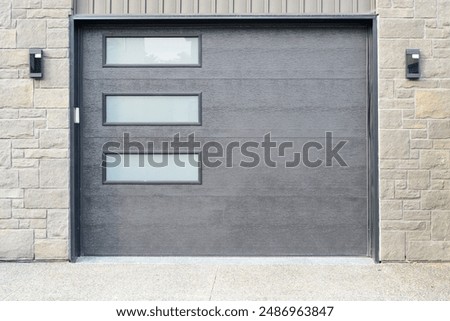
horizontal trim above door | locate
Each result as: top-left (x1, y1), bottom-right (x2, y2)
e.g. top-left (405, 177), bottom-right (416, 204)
top-left (75, 0), bottom-right (375, 15)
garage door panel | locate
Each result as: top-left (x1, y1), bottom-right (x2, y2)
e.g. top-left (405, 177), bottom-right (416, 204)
top-left (82, 163), bottom-right (368, 199)
top-left (82, 177), bottom-right (368, 199)
top-left (84, 53), bottom-right (367, 79)
top-left (81, 79), bottom-right (367, 138)
top-left (82, 79), bottom-right (367, 108)
top-left (80, 23), bottom-right (370, 256)
top-left (82, 194), bottom-right (367, 226)
top-left (83, 223), bottom-right (368, 256)
top-left (82, 136), bottom-right (367, 165)
top-left (82, 177), bottom-right (368, 201)
top-left (82, 135), bottom-right (368, 199)
top-left (85, 69), bottom-right (367, 81)
top-left (83, 27), bottom-right (367, 78)
top-left (83, 222), bottom-right (368, 256)
top-left (82, 116), bottom-right (367, 139)
top-left (82, 195), bottom-right (367, 229)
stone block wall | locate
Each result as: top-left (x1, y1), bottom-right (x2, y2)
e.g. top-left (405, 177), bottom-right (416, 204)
top-left (0, 0), bottom-right (449, 261)
top-left (378, 0), bottom-right (450, 261)
top-left (0, 0), bottom-right (71, 260)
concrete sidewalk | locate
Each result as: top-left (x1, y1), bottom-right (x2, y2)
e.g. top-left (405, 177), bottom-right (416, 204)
top-left (0, 261), bottom-right (449, 300)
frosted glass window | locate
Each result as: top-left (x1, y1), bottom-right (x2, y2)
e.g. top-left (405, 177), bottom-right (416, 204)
top-left (104, 154), bottom-right (201, 184)
top-left (105, 95), bottom-right (200, 125)
top-left (105, 37), bottom-right (200, 65)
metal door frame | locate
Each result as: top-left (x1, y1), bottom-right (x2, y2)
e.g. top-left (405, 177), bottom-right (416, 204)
top-left (69, 15), bottom-right (379, 262)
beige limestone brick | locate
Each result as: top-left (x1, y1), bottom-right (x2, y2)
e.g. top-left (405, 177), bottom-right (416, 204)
top-left (35, 239), bottom-right (68, 260)
top-left (395, 189), bottom-right (421, 199)
top-left (34, 88), bottom-right (69, 108)
top-left (0, 69), bottom-right (18, 79)
top-left (380, 231), bottom-right (406, 261)
top-left (34, 229), bottom-right (46, 239)
top-left (44, 49), bottom-right (68, 58)
top-left (403, 200), bottom-right (421, 210)
top-left (380, 110), bottom-right (403, 129)
top-left (431, 211), bottom-right (450, 240)
top-left (18, 169), bottom-right (39, 188)
top-left (0, 120), bottom-right (34, 139)
top-left (0, 140), bottom-right (11, 169)
top-left (47, 109), bottom-right (68, 129)
top-left (381, 200), bottom-right (403, 220)
top-left (379, 130), bottom-right (410, 159)
top-left (0, 219), bottom-right (19, 229)
top-left (410, 129), bottom-right (427, 139)
top-left (379, 39), bottom-right (409, 68)
top-left (381, 220), bottom-right (427, 231)
top-left (0, 229), bottom-right (33, 260)
top-left (0, 169), bottom-right (18, 188)
top-left (0, 79), bottom-right (33, 108)
top-left (19, 109), bottom-right (46, 119)
top-left (38, 59), bottom-right (69, 88)
top-left (13, 0), bottom-right (42, 9)
top-left (47, 19), bottom-right (69, 28)
top-left (380, 170), bottom-right (407, 180)
top-left (406, 222), bottom-right (431, 241)
top-left (395, 180), bottom-right (407, 190)
top-left (12, 159), bottom-right (39, 168)
top-left (26, 9), bottom-right (71, 19)
top-left (422, 191), bottom-right (450, 210)
top-left (12, 209), bottom-right (46, 219)
top-left (415, 0), bottom-right (437, 18)
top-left (408, 171), bottom-right (430, 190)
top-left (410, 140), bottom-right (432, 149)
top-left (420, 150), bottom-right (449, 170)
top-left (392, 0), bottom-right (413, 8)
top-left (24, 149), bottom-right (68, 159)
top-left (0, 0), bottom-right (11, 28)
top-left (42, 0), bottom-right (72, 9)
top-left (407, 241), bottom-right (450, 260)
top-left (0, 199), bottom-right (11, 219)
top-left (403, 210), bottom-right (430, 220)
top-left (377, 8), bottom-right (413, 17)
top-left (380, 19), bottom-right (425, 38)
top-left (11, 138), bottom-right (39, 148)
top-left (19, 219), bottom-right (46, 229)
top-left (40, 159), bottom-right (68, 188)
top-left (11, 199), bottom-right (23, 209)
top-left (39, 129), bottom-right (68, 149)
top-left (380, 180), bottom-right (395, 199)
top-left (0, 30), bottom-right (16, 49)
top-left (416, 90), bottom-right (450, 119)
top-left (47, 29), bottom-right (69, 48)
top-left (25, 189), bottom-right (68, 209)
top-left (432, 170), bottom-right (450, 180)
top-left (16, 19), bottom-right (46, 48)
top-left (378, 0), bottom-right (392, 8)
top-left (12, 149), bottom-right (24, 159)
top-left (433, 137), bottom-right (450, 149)
top-left (429, 121), bottom-right (450, 139)
top-left (12, 8), bottom-right (27, 19)
top-left (47, 209), bottom-right (68, 238)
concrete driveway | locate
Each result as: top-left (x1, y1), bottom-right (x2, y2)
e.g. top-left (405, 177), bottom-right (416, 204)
top-left (0, 260), bottom-right (449, 300)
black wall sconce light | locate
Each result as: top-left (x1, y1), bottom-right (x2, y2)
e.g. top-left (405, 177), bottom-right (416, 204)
top-left (406, 49), bottom-right (420, 79)
top-left (29, 49), bottom-right (43, 78)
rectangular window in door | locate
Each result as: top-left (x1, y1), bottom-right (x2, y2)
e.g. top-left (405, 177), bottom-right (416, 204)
top-left (103, 94), bottom-right (201, 125)
top-left (103, 153), bottom-right (201, 184)
top-left (104, 36), bottom-right (201, 67)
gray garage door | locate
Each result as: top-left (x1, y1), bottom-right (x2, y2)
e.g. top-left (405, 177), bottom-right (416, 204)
top-left (80, 23), bottom-right (369, 256)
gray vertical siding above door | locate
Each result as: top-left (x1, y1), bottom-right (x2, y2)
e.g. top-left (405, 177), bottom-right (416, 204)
top-left (75, 0), bottom-right (375, 15)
